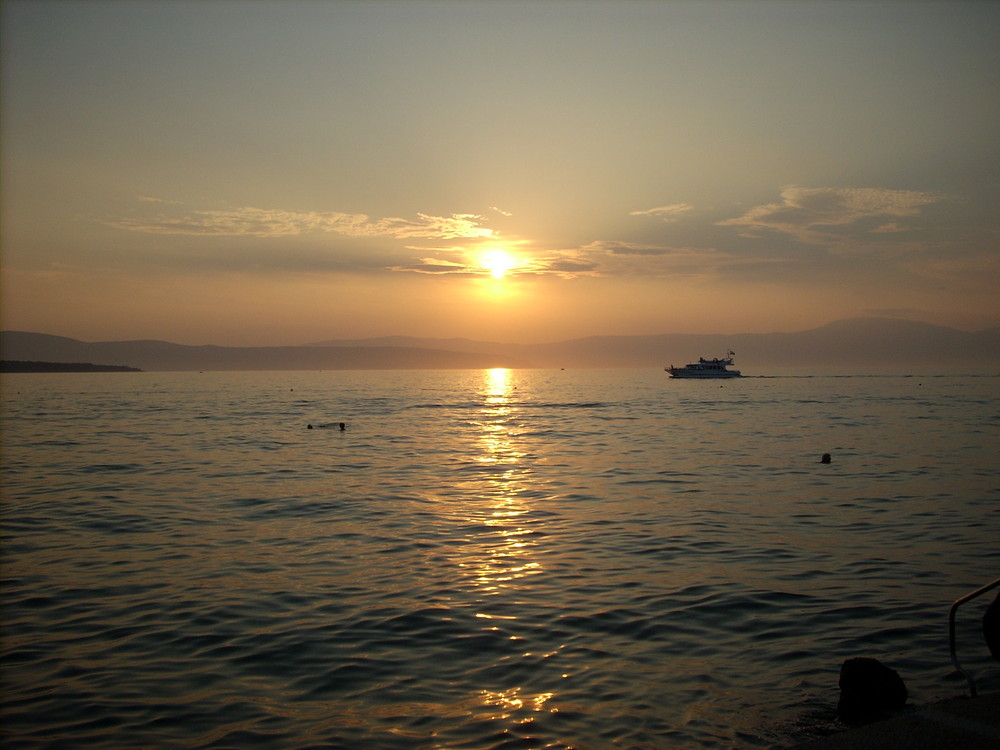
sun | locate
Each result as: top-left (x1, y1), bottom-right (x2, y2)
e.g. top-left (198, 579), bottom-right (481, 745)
top-left (480, 249), bottom-right (516, 279)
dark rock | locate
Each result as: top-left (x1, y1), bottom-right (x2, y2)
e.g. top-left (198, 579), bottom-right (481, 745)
top-left (837, 657), bottom-right (907, 724)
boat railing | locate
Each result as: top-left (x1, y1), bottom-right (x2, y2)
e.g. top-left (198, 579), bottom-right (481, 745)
top-left (949, 577), bottom-right (1000, 697)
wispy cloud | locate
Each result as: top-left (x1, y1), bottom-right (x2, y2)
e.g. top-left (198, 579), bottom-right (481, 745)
top-left (388, 258), bottom-right (475, 275)
top-left (105, 206), bottom-right (495, 240)
top-left (717, 186), bottom-right (942, 245)
top-left (136, 196), bottom-right (181, 204)
top-left (586, 240), bottom-right (815, 283)
top-left (870, 222), bottom-right (911, 234)
top-left (105, 193), bottom-right (956, 284)
top-left (593, 241), bottom-right (676, 257)
top-left (388, 237), bottom-right (785, 281)
top-left (390, 243), bottom-right (601, 279)
top-left (628, 203), bottom-right (694, 221)
top-left (539, 257), bottom-right (601, 275)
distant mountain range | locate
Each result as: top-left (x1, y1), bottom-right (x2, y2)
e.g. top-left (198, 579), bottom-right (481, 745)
top-left (0, 360), bottom-right (142, 373)
top-left (0, 333), bottom-right (527, 372)
top-left (2, 318), bottom-right (998, 373)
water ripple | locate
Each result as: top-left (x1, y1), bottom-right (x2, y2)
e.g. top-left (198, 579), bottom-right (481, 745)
top-left (2, 371), bottom-right (998, 748)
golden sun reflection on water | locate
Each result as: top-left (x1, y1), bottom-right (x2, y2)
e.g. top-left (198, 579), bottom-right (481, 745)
top-left (453, 369), bottom-right (563, 726)
top-left (477, 687), bottom-right (558, 722)
top-left (462, 368), bottom-right (542, 596)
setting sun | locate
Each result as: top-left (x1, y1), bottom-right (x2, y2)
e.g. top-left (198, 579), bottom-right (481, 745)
top-left (480, 249), bottom-right (516, 279)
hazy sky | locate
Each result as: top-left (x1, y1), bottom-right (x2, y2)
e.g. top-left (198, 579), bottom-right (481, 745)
top-left (2, 0), bottom-right (998, 345)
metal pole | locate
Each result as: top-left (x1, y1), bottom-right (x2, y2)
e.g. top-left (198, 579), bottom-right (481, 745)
top-left (949, 578), bottom-right (1000, 698)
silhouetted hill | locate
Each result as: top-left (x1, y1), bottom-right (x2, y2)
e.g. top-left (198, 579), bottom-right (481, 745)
top-left (3, 319), bottom-right (997, 372)
top-left (1, 360), bottom-right (142, 373)
top-left (0, 331), bottom-right (527, 371)
top-left (307, 318), bottom-right (1000, 371)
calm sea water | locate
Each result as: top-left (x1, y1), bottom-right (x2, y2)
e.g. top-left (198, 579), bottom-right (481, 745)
top-left (2, 369), bottom-right (998, 749)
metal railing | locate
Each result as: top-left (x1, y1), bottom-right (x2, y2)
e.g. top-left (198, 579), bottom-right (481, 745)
top-left (949, 577), bottom-right (1000, 697)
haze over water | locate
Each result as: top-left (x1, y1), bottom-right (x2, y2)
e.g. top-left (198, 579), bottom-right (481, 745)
top-left (2, 369), bottom-right (997, 749)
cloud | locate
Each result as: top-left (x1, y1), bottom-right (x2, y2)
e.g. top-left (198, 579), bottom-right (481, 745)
top-left (533, 257), bottom-right (601, 276)
top-left (105, 206), bottom-right (495, 240)
top-left (579, 241), bottom-right (736, 272)
top-left (388, 258), bottom-right (475, 275)
top-left (389, 239), bottom-right (774, 281)
top-left (628, 203), bottom-right (694, 221)
top-left (374, 213), bottom-right (494, 239)
top-left (717, 186), bottom-right (942, 244)
top-left (137, 196), bottom-right (181, 204)
top-left (587, 240), bottom-right (712, 262)
top-left (388, 243), bottom-right (602, 279)
top-left (596, 241), bottom-right (674, 257)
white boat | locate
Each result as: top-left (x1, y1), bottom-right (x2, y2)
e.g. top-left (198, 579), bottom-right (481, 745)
top-left (665, 351), bottom-right (742, 378)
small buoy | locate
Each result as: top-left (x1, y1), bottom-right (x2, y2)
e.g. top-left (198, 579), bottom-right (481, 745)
top-left (820, 453), bottom-right (831, 464)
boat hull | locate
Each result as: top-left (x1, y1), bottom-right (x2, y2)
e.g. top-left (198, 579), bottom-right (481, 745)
top-left (666, 369), bottom-right (742, 379)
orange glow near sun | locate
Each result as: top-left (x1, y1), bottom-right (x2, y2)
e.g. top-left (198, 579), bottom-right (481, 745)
top-left (480, 249), bottom-right (516, 279)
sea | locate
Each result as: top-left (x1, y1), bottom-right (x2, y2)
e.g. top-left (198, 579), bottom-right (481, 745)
top-left (1, 368), bottom-right (998, 749)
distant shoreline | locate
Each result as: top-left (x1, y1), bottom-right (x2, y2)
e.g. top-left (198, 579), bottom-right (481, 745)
top-left (1, 360), bottom-right (142, 373)
top-left (3, 318), bottom-right (999, 371)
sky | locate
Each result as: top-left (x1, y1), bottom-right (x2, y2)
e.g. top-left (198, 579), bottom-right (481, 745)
top-left (2, 0), bottom-right (998, 346)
